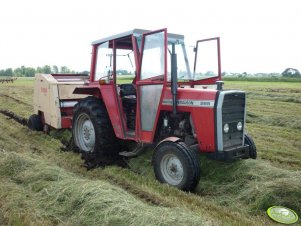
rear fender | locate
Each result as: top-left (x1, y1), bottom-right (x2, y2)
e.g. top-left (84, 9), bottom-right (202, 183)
top-left (74, 85), bottom-right (125, 140)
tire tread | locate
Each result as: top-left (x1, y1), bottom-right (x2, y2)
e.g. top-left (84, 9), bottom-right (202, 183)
top-left (72, 96), bottom-right (119, 159)
top-left (28, 114), bottom-right (43, 131)
top-left (245, 134), bottom-right (257, 159)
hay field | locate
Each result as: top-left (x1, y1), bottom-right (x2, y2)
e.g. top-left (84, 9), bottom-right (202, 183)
top-left (0, 78), bottom-right (300, 225)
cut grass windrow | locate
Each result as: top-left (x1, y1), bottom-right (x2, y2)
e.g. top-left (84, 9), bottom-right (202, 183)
top-left (0, 151), bottom-right (207, 226)
top-left (0, 109), bottom-right (28, 126)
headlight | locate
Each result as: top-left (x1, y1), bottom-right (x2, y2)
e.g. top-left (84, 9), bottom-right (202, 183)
top-left (237, 122), bottom-right (243, 131)
top-left (223, 123), bottom-right (229, 133)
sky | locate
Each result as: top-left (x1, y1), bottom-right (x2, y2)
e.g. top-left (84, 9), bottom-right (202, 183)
top-left (0, 0), bottom-right (300, 73)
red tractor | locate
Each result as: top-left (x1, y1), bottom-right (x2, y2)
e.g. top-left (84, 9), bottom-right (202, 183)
top-left (29, 28), bottom-right (256, 191)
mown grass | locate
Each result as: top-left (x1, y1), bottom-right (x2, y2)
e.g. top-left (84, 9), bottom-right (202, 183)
top-left (0, 154), bottom-right (205, 226)
top-left (0, 79), bottom-right (33, 118)
top-left (0, 78), bottom-right (300, 225)
top-left (0, 115), bottom-right (211, 226)
top-left (2, 113), bottom-right (277, 226)
top-left (128, 148), bottom-right (301, 218)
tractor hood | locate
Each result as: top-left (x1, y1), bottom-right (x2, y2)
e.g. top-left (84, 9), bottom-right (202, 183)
top-left (162, 87), bottom-right (218, 109)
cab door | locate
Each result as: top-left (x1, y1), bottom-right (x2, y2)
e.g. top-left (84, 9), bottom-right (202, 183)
top-left (136, 29), bottom-right (167, 142)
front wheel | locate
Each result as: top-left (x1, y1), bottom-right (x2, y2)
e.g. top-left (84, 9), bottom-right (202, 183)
top-left (152, 141), bottom-right (200, 191)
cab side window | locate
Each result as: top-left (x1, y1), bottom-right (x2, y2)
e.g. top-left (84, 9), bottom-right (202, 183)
top-left (95, 42), bottom-right (113, 81)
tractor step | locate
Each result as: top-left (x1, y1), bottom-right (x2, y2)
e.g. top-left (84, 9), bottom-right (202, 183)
top-left (119, 143), bottom-right (145, 157)
top-left (119, 151), bottom-right (139, 157)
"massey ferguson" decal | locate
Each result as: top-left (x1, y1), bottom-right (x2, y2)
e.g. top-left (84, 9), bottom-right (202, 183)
top-left (162, 99), bottom-right (214, 108)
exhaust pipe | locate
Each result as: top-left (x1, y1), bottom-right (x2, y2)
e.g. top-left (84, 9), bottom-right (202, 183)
top-left (171, 44), bottom-right (178, 115)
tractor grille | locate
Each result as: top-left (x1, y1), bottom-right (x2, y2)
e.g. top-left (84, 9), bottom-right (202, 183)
top-left (222, 92), bottom-right (245, 150)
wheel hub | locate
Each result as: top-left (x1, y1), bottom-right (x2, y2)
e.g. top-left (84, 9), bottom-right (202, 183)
top-left (82, 121), bottom-right (94, 141)
top-left (74, 113), bottom-right (95, 152)
top-left (161, 154), bottom-right (184, 185)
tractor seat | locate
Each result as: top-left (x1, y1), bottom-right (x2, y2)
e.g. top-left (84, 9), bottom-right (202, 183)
top-left (120, 84), bottom-right (136, 104)
top-left (120, 84), bottom-right (136, 97)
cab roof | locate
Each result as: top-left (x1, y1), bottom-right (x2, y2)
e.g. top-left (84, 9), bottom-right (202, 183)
top-left (92, 28), bottom-right (184, 45)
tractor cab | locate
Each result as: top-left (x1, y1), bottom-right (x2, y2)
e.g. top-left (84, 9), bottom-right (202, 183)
top-left (80, 29), bottom-right (222, 142)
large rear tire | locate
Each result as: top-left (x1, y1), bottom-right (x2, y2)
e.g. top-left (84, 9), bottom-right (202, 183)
top-left (72, 96), bottom-right (119, 162)
top-left (152, 141), bottom-right (200, 191)
top-left (245, 134), bottom-right (257, 159)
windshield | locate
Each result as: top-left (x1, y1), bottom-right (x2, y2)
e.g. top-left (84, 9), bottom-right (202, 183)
top-left (167, 39), bottom-right (220, 81)
top-left (167, 42), bottom-right (192, 81)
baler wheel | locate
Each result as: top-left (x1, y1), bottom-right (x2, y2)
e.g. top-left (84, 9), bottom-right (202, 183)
top-left (152, 141), bottom-right (200, 191)
top-left (72, 96), bottom-right (119, 160)
top-left (245, 134), bottom-right (257, 159)
top-left (28, 114), bottom-right (43, 131)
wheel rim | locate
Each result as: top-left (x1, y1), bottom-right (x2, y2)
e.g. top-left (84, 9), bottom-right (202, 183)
top-left (74, 113), bottom-right (95, 152)
top-left (160, 153), bottom-right (184, 185)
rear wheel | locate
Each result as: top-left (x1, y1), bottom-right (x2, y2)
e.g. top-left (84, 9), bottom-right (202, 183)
top-left (72, 96), bottom-right (119, 162)
top-left (28, 114), bottom-right (43, 131)
top-left (152, 141), bottom-right (200, 191)
top-left (245, 134), bottom-right (257, 159)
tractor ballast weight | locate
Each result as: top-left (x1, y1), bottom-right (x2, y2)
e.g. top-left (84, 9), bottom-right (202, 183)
top-left (29, 28), bottom-right (256, 191)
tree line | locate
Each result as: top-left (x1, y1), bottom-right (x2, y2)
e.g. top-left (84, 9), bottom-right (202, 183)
top-left (1, 66), bottom-right (299, 78)
top-left (0, 66), bottom-right (88, 77)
